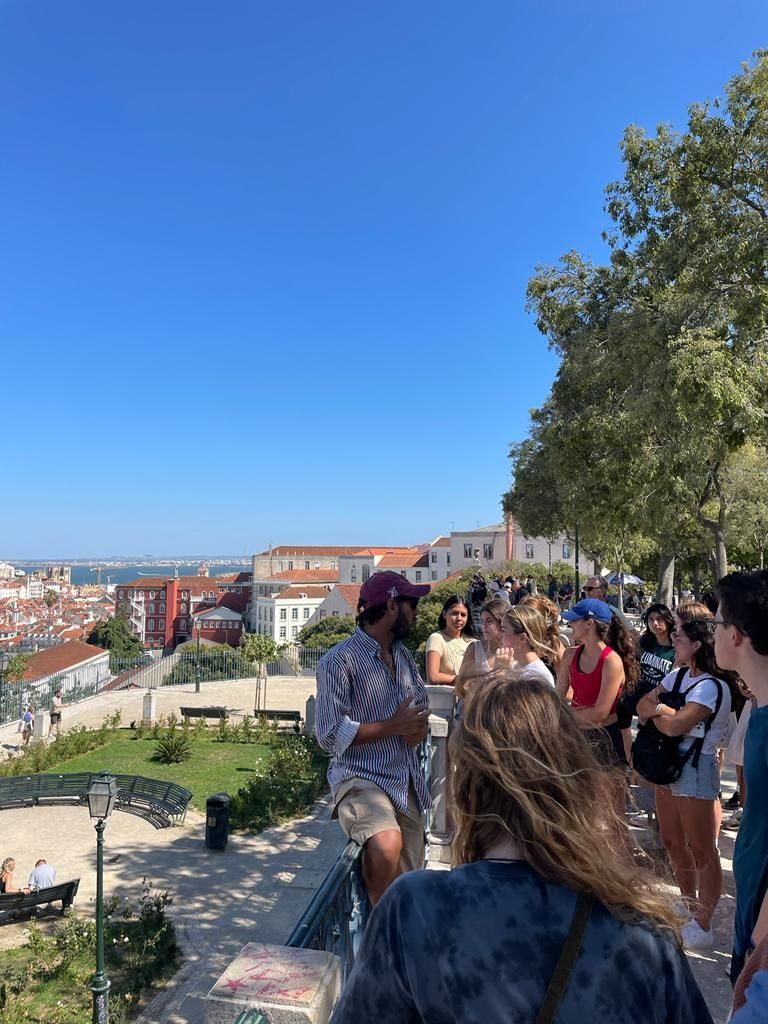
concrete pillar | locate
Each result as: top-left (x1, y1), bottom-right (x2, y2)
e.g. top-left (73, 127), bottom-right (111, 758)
top-left (205, 943), bottom-right (341, 1024)
top-left (424, 685), bottom-right (454, 865)
top-left (304, 695), bottom-right (316, 737)
top-left (142, 690), bottom-right (157, 728)
top-left (33, 711), bottom-right (50, 739)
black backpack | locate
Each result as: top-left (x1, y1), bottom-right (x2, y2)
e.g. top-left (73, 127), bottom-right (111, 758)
top-left (631, 667), bottom-right (723, 786)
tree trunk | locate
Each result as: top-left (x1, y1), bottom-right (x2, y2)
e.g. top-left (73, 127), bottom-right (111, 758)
top-left (657, 552), bottom-right (675, 608)
top-left (711, 526), bottom-right (728, 584)
top-left (692, 560), bottom-right (702, 601)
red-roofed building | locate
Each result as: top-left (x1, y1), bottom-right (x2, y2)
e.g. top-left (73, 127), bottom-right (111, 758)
top-left (22, 639), bottom-right (111, 696)
top-left (116, 576), bottom-right (220, 651)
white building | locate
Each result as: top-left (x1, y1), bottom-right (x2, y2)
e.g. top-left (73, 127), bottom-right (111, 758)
top-left (449, 520), bottom-right (594, 577)
top-left (252, 585), bottom-right (333, 642)
top-left (0, 561), bottom-right (17, 580)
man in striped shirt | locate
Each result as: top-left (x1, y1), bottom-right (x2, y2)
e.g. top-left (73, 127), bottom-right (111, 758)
top-left (316, 571), bottom-right (431, 904)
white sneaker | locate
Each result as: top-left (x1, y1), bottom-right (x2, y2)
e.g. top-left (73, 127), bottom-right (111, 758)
top-left (682, 919), bottom-right (714, 951)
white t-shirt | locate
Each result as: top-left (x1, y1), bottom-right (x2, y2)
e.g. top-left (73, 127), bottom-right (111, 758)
top-left (660, 668), bottom-right (732, 756)
top-left (425, 631), bottom-right (474, 679)
top-left (518, 658), bottom-right (555, 686)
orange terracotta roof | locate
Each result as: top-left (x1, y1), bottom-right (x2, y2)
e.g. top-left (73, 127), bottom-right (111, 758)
top-left (329, 584), bottom-right (362, 613)
top-left (23, 639), bottom-right (109, 680)
top-left (273, 585), bottom-right (333, 600)
top-left (431, 536), bottom-right (451, 547)
top-left (377, 551), bottom-right (430, 568)
top-left (261, 546), bottom-right (366, 556)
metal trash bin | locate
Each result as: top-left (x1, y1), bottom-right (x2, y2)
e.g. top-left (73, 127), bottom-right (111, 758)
top-left (205, 792), bottom-right (231, 850)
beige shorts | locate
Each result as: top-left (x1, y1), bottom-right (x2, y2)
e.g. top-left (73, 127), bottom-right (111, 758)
top-left (334, 777), bottom-right (425, 873)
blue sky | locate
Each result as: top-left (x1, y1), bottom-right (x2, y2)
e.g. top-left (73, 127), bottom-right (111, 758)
top-left (2, 1), bottom-right (765, 557)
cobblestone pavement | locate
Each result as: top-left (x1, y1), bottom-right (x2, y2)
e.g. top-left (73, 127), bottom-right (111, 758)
top-left (0, 679), bottom-right (741, 1022)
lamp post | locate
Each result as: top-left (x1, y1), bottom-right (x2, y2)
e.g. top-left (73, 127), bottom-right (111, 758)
top-left (88, 770), bottom-right (118, 1024)
top-left (195, 622), bottom-right (201, 693)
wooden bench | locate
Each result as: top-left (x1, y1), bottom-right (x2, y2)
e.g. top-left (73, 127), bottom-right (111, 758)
top-left (0, 878), bottom-right (80, 920)
top-left (257, 709), bottom-right (303, 733)
top-left (179, 705), bottom-right (230, 721)
top-left (0, 774), bottom-right (192, 826)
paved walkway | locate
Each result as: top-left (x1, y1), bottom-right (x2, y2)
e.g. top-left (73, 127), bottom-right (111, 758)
top-left (0, 678), bottom-right (741, 1022)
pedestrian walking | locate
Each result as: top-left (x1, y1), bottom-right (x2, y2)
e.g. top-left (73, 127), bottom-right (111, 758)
top-left (48, 689), bottom-right (63, 736)
top-left (315, 572), bottom-right (431, 906)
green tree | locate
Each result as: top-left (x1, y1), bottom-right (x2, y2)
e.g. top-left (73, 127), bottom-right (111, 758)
top-left (405, 570), bottom-right (477, 654)
top-left (4, 653), bottom-right (30, 684)
top-left (723, 444), bottom-right (768, 569)
top-left (506, 54), bottom-right (768, 597)
top-left (297, 616), bottom-right (356, 649)
top-left (43, 590), bottom-right (57, 617)
top-left (239, 633), bottom-right (286, 674)
top-left (87, 617), bottom-right (143, 661)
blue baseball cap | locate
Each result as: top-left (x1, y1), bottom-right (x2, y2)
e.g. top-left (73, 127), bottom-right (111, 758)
top-left (561, 598), bottom-right (613, 624)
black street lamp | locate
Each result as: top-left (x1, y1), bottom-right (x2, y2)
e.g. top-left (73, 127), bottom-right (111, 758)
top-left (87, 770), bottom-right (118, 1024)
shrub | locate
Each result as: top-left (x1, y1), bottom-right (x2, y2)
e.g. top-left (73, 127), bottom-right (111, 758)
top-left (0, 713), bottom-right (122, 778)
top-left (270, 737), bottom-right (313, 780)
top-left (152, 734), bottom-right (193, 764)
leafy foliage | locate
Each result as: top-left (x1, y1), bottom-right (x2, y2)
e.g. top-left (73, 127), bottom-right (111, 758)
top-left (239, 633), bottom-right (287, 667)
top-left (87, 615), bottom-right (144, 663)
top-left (152, 732), bottom-right (193, 764)
top-left (161, 647), bottom-right (250, 685)
top-left (297, 615), bottom-right (357, 648)
top-left (0, 712), bottom-right (122, 778)
top-left (230, 737), bottom-right (326, 831)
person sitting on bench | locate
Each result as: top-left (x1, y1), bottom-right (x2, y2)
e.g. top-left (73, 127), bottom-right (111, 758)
top-left (0, 858), bottom-right (30, 894)
top-left (28, 859), bottom-right (56, 891)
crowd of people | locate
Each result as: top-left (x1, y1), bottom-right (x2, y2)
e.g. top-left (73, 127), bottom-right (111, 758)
top-left (315, 567), bottom-right (768, 1023)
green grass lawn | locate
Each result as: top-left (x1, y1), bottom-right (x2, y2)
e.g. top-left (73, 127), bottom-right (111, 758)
top-left (53, 729), bottom-right (277, 813)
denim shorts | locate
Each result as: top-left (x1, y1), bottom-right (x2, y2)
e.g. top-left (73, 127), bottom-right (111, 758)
top-left (668, 751), bottom-right (720, 799)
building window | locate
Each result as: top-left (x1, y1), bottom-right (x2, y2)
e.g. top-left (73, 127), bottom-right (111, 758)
top-left (148, 603), bottom-right (155, 614)
top-left (182, 591), bottom-right (188, 599)
top-left (180, 602), bottom-right (187, 613)
top-left (159, 602), bottom-right (165, 613)
top-left (279, 608), bottom-right (287, 620)
top-left (288, 561), bottom-right (294, 571)
top-left (159, 618), bottom-right (165, 629)
top-left (279, 626), bottom-right (286, 639)
top-left (292, 608), bottom-right (298, 620)
top-left (314, 562), bottom-right (320, 569)
top-left (431, 571), bottom-right (438, 581)
top-left (330, 561), bottom-right (336, 570)
top-left (431, 552), bottom-right (437, 564)
top-left (351, 566), bottom-right (357, 583)
top-left (415, 571), bottom-right (422, 582)
top-left (525, 543), bottom-right (535, 559)
top-left (118, 590), bottom-right (124, 599)
top-left (179, 618), bottom-right (186, 629)
top-left (303, 607), bottom-right (310, 618)
top-left (361, 565), bottom-right (370, 581)
top-left (148, 619), bottom-right (155, 631)
top-left (304, 561), bottom-right (310, 570)
top-left (447, 554), bottom-right (451, 566)
top-left (483, 543), bottom-right (494, 559)
top-left (278, 562), bottom-right (283, 571)
top-left (562, 543), bottom-right (571, 559)
top-left (291, 626), bottom-right (298, 638)
top-left (150, 591), bottom-right (156, 599)
top-left (464, 544), bottom-right (473, 558)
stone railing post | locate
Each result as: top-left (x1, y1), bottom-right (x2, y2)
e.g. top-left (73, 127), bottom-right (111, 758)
top-left (304, 695), bottom-right (316, 737)
top-left (424, 685), bottom-right (454, 865)
top-left (205, 944), bottom-right (341, 1024)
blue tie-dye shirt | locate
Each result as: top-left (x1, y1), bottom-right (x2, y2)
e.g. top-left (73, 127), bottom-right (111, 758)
top-left (331, 860), bottom-right (712, 1024)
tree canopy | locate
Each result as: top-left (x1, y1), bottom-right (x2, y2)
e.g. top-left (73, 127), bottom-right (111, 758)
top-left (504, 53), bottom-right (768, 597)
top-left (297, 616), bottom-right (357, 649)
top-left (87, 617), bottom-right (143, 660)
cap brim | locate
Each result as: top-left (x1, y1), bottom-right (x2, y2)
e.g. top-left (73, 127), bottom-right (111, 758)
top-left (402, 583), bottom-right (431, 598)
top-left (561, 609), bottom-right (584, 622)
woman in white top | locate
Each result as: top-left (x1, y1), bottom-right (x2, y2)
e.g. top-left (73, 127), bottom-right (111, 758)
top-left (426, 596), bottom-right (477, 686)
top-left (497, 604), bottom-right (556, 685)
top-left (455, 597), bottom-right (508, 699)
top-left (637, 610), bottom-right (732, 953)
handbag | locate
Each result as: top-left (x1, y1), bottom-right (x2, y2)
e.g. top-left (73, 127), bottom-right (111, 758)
top-left (632, 668), bottom-right (723, 786)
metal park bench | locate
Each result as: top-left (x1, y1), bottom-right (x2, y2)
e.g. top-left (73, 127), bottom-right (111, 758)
top-left (179, 705), bottom-right (230, 721)
top-left (0, 773), bottom-right (192, 826)
top-left (257, 709), bottom-right (303, 733)
top-left (0, 878), bottom-right (80, 920)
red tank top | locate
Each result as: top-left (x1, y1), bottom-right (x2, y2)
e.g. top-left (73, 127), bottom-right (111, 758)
top-left (570, 645), bottom-right (619, 713)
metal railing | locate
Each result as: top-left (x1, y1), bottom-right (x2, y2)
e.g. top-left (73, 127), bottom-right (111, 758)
top-left (285, 839), bottom-right (370, 983)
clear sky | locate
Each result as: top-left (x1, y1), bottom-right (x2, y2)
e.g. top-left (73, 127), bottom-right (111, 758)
top-left (2, 1), bottom-right (765, 557)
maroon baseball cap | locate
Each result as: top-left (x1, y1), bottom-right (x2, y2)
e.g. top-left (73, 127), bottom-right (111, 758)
top-left (358, 571), bottom-right (430, 608)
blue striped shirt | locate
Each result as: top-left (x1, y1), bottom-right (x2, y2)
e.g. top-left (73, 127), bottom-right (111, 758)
top-left (316, 627), bottom-right (431, 814)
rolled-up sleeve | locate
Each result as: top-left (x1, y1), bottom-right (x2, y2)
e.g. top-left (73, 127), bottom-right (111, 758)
top-left (316, 652), bottom-right (360, 755)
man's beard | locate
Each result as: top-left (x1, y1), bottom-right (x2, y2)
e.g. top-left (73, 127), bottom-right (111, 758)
top-left (392, 608), bottom-right (412, 641)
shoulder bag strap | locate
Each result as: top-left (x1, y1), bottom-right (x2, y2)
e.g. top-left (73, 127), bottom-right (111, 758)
top-left (535, 893), bottom-right (595, 1024)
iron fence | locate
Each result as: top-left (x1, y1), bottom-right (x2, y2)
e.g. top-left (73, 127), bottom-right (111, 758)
top-left (0, 671), bottom-right (98, 727)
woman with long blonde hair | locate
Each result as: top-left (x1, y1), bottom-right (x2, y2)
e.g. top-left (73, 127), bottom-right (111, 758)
top-left (497, 604), bottom-right (557, 684)
top-left (520, 591), bottom-right (569, 672)
top-left (455, 596), bottom-right (507, 698)
top-left (332, 672), bottom-right (712, 1024)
